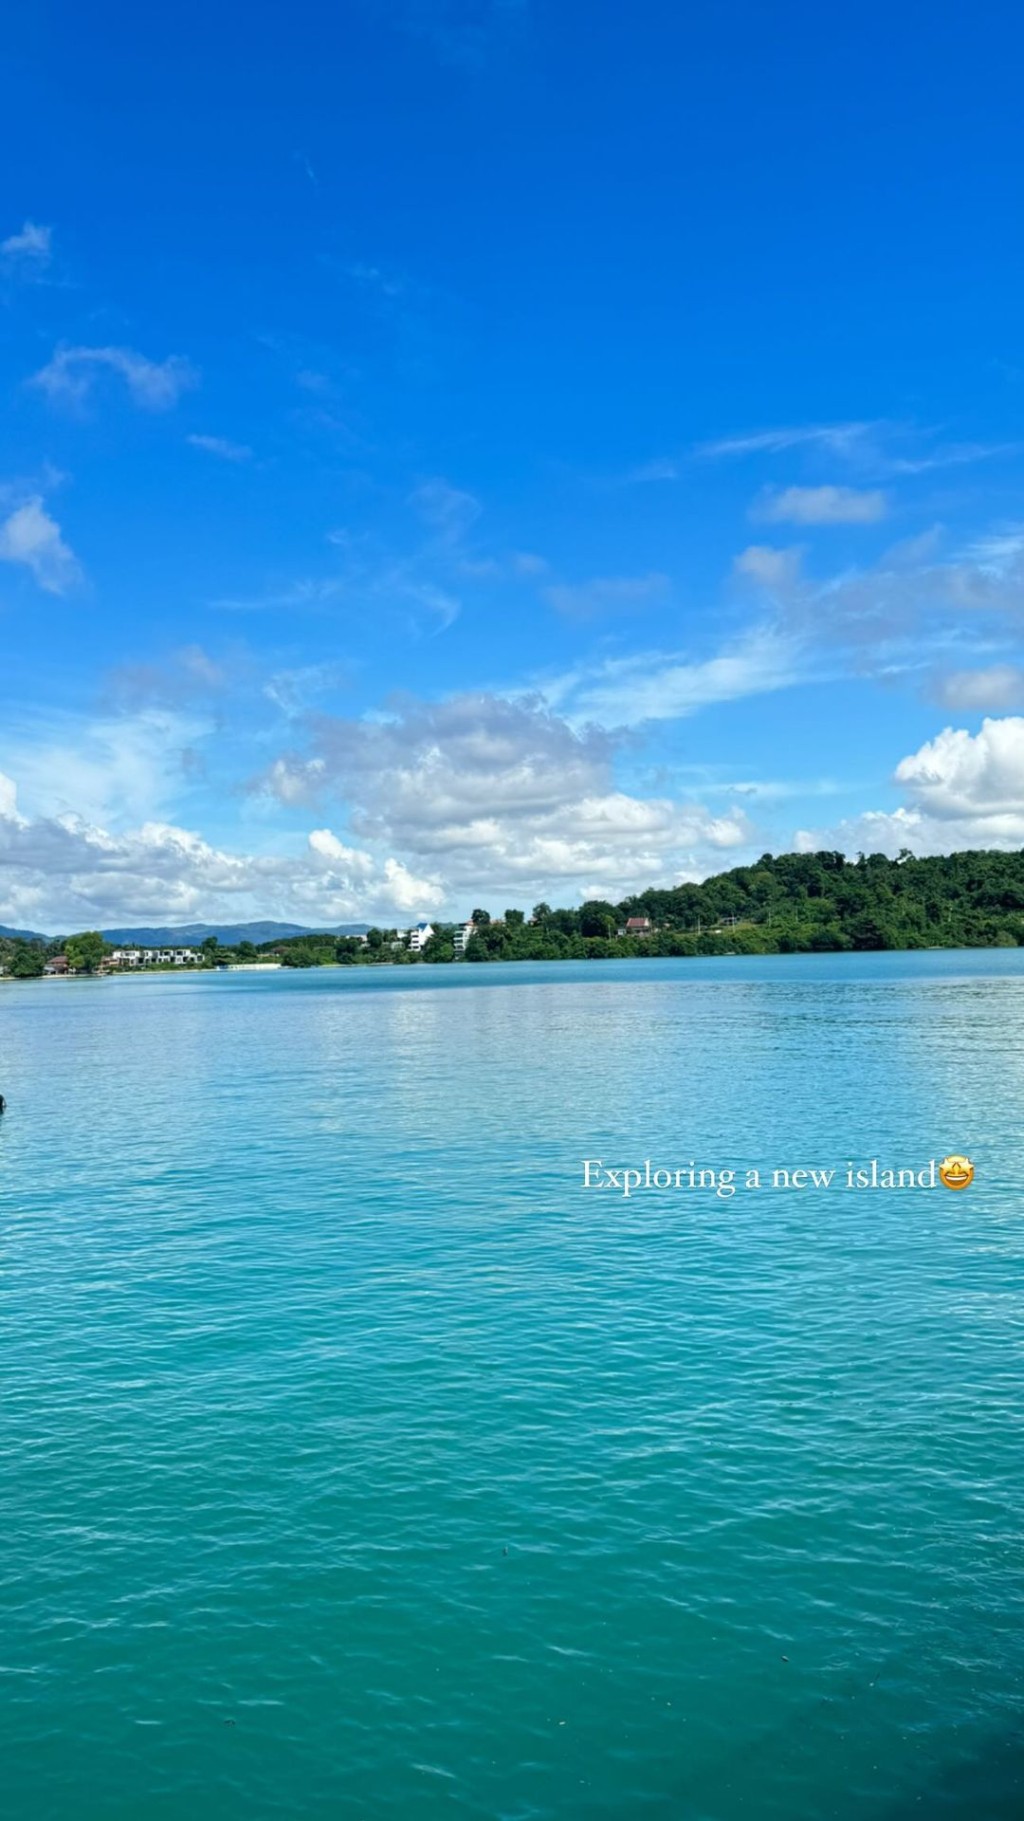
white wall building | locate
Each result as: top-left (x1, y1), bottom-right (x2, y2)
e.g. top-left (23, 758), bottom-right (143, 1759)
top-left (452, 921), bottom-right (476, 957)
top-left (407, 921), bottom-right (435, 953)
top-left (109, 946), bottom-right (202, 968)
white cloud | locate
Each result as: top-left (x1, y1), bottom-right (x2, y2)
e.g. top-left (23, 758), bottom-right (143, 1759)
top-left (893, 718), bottom-right (1024, 824)
top-left (4, 708), bottom-right (209, 829)
top-left (258, 693), bottom-right (613, 822)
top-left (263, 663), bottom-right (351, 716)
top-left (104, 645), bottom-right (229, 709)
top-left (793, 807), bottom-right (925, 858)
top-left (0, 773), bottom-right (447, 931)
top-left (0, 497), bottom-right (80, 594)
top-left (883, 442), bottom-right (1019, 476)
top-left (2, 221), bottom-right (52, 266)
top-left (261, 757), bottom-right (327, 806)
top-left (1, 688), bottom-right (746, 921)
top-left (211, 576), bottom-right (346, 614)
top-left (544, 626), bottom-right (804, 727)
top-left (31, 344), bottom-right (197, 410)
top-left (724, 519), bottom-right (1024, 657)
top-left (621, 426), bottom-right (1005, 485)
top-left (306, 832), bottom-right (443, 914)
top-left (752, 485), bottom-right (887, 526)
top-left (252, 691), bottom-right (757, 904)
top-left (0, 772), bottom-right (22, 822)
top-left (932, 666), bottom-right (1024, 711)
top-left (248, 481), bottom-right (478, 636)
top-left (307, 828), bottom-right (375, 873)
top-left (961, 527), bottom-right (1024, 567)
top-left (795, 717), bottom-right (1024, 855)
top-left (544, 572), bottom-right (671, 619)
top-left (187, 433), bottom-right (252, 462)
top-left (380, 855), bottom-right (447, 912)
top-left (733, 545), bottom-right (804, 592)
top-left (699, 421), bottom-right (1015, 478)
top-left (405, 581), bottom-right (461, 631)
top-left (699, 422), bottom-right (875, 460)
top-left (410, 477), bottom-right (481, 543)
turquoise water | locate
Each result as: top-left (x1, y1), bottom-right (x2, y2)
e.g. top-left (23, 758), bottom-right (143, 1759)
top-left (3, 952), bottom-right (1024, 1819)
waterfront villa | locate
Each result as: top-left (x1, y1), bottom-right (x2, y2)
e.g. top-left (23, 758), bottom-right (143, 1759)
top-left (108, 946), bottom-right (203, 968)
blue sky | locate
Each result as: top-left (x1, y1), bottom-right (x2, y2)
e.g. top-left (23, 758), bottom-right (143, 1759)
top-left (3, 0), bottom-right (1024, 929)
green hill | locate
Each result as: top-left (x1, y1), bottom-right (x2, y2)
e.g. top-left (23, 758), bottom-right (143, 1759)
top-left (454, 848), bottom-right (1024, 961)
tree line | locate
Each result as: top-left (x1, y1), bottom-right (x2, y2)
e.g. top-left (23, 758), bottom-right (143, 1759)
top-left (286, 848), bottom-right (1024, 961)
top-left (5, 848), bottom-right (1024, 979)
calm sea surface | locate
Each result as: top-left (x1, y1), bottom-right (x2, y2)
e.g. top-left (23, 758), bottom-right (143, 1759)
top-left (3, 953), bottom-right (1024, 1819)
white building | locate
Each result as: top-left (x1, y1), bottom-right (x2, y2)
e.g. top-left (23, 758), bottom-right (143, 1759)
top-left (452, 921), bottom-right (476, 957)
top-left (109, 946), bottom-right (202, 968)
top-left (406, 921), bottom-right (435, 953)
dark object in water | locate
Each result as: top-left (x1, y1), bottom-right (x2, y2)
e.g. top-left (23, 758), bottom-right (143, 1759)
top-left (0, 1094), bottom-right (6, 1114)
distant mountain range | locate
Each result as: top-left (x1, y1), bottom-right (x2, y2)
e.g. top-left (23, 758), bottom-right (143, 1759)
top-left (0, 920), bottom-right (370, 946)
top-left (98, 921), bottom-right (370, 945)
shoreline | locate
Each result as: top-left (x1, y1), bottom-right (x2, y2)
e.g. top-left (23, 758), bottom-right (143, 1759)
top-left (5, 940), bottom-right (1024, 987)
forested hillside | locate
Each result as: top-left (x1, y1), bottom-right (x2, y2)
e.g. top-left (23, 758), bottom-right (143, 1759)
top-left (443, 848), bottom-right (1024, 961)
